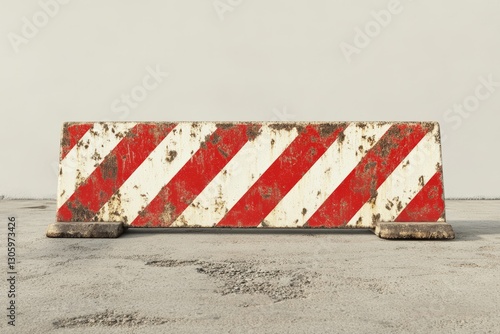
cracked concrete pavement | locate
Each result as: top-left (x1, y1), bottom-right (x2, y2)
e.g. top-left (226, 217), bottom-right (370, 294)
top-left (0, 199), bottom-right (499, 333)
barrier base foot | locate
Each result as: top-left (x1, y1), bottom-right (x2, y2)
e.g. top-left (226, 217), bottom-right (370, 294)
top-left (373, 222), bottom-right (455, 240)
top-left (46, 222), bottom-right (125, 238)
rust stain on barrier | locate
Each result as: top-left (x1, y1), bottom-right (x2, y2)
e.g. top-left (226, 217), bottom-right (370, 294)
top-left (187, 122), bottom-right (199, 138)
top-left (433, 127), bottom-right (441, 143)
top-left (307, 147), bottom-right (317, 162)
top-left (337, 131), bottom-right (345, 144)
top-left (268, 123), bottom-right (304, 132)
top-left (61, 123), bottom-right (71, 148)
top-left (91, 150), bottom-right (102, 161)
top-left (421, 121), bottom-right (435, 132)
top-left (211, 133), bottom-right (221, 144)
top-left (260, 186), bottom-right (272, 199)
top-left (364, 161), bottom-right (376, 172)
top-left (419, 176), bottom-right (425, 187)
top-left (218, 147), bottom-right (229, 158)
top-left (100, 122), bottom-right (109, 132)
top-left (89, 128), bottom-right (99, 137)
top-left (176, 215), bottom-right (189, 227)
top-left (76, 139), bottom-right (90, 149)
top-left (75, 169), bottom-right (85, 188)
top-left (246, 125), bottom-right (261, 141)
top-left (66, 200), bottom-right (95, 222)
top-left (216, 123), bottom-right (234, 129)
top-left (115, 129), bottom-right (126, 139)
top-left (189, 128), bottom-right (197, 138)
top-left (101, 154), bottom-right (117, 179)
top-left (214, 186), bottom-right (227, 215)
top-left (369, 181), bottom-right (378, 201)
top-left (367, 195), bottom-right (377, 207)
top-left (91, 190), bottom-right (128, 223)
top-left (366, 135), bottom-right (376, 146)
top-left (340, 199), bottom-right (348, 210)
top-left (166, 150), bottom-right (177, 163)
top-left (152, 123), bottom-right (174, 142)
top-left (268, 123), bottom-right (293, 131)
top-left (161, 203), bottom-right (176, 226)
top-left (379, 126), bottom-right (401, 157)
top-left (318, 123), bottom-right (339, 137)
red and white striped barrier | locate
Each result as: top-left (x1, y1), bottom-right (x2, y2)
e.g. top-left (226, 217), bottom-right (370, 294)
top-left (47, 121), bottom-right (454, 239)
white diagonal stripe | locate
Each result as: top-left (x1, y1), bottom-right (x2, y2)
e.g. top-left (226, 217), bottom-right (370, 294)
top-left (172, 126), bottom-right (300, 227)
top-left (262, 122), bottom-right (392, 228)
top-left (346, 126), bottom-right (443, 227)
top-left (57, 122), bottom-right (136, 209)
top-left (96, 122), bottom-right (217, 224)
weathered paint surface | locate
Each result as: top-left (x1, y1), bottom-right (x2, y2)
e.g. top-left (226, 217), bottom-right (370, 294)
top-left (56, 122), bottom-right (446, 228)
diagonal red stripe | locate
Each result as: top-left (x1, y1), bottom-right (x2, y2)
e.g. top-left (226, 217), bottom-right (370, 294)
top-left (216, 123), bottom-right (347, 227)
top-left (60, 123), bottom-right (93, 160)
top-left (57, 123), bottom-right (176, 222)
top-left (130, 123), bottom-right (257, 227)
top-left (395, 170), bottom-right (445, 222)
top-left (307, 123), bottom-right (430, 227)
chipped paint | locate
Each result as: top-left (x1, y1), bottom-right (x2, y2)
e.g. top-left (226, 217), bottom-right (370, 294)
top-left (56, 121), bottom-right (447, 232)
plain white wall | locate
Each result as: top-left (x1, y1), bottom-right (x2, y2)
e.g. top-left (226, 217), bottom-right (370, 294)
top-left (1, 0), bottom-right (499, 199)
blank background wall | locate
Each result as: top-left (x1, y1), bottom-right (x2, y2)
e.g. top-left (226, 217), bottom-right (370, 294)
top-left (0, 0), bottom-right (499, 198)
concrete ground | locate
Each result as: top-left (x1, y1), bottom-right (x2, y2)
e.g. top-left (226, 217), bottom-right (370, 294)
top-left (0, 199), bottom-right (499, 334)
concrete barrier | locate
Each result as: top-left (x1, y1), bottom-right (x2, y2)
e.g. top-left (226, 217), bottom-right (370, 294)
top-left (47, 121), bottom-right (454, 239)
